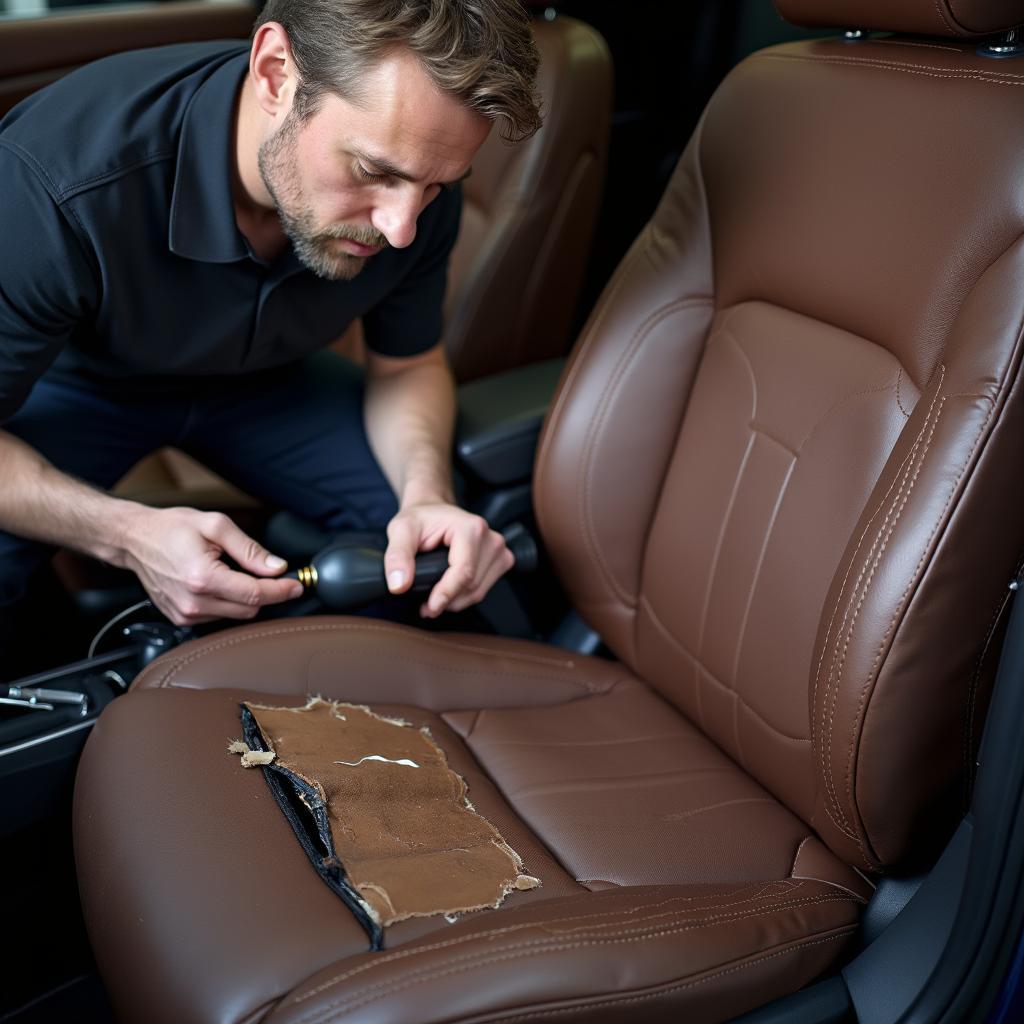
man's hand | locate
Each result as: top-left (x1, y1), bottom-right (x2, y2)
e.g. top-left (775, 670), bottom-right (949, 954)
top-left (383, 502), bottom-right (514, 618)
top-left (364, 344), bottom-right (512, 616)
top-left (119, 506), bottom-right (304, 626)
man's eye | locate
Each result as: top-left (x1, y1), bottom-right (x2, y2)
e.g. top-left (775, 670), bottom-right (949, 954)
top-left (354, 163), bottom-right (389, 184)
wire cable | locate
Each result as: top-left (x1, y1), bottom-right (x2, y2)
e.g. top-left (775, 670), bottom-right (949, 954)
top-left (87, 598), bottom-right (154, 659)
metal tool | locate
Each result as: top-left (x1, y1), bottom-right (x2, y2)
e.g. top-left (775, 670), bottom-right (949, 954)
top-left (0, 684), bottom-right (88, 714)
top-left (0, 696), bottom-right (55, 712)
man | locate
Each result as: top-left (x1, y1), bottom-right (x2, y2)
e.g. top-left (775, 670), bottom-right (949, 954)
top-left (0, 0), bottom-right (541, 663)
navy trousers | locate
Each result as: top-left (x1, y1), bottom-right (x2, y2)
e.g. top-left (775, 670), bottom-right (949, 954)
top-left (0, 352), bottom-right (399, 614)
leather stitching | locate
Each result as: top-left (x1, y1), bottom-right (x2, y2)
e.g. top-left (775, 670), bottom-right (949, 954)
top-left (934, 0), bottom-right (959, 34)
top-left (828, 390), bottom-right (945, 832)
top-left (874, 39), bottom-right (964, 53)
top-left (144, 622), bottom-right (599, 690)
top-left (534, 228), bottom-right (644, 484)
top-left (816, 370), bottom-right (946, 847)
top-left (810, 443), bottom-right (916, 732)
top-left (824, 386), bottom-right (946, 841)
top-left (545, 115), bottom-right (714, 627)
top-left (755, 376), bottom-right (904, 454)
top-left (289, 896), bottom-right (859, 1022)
top-left (291, 881), bottom-right (828, 1004)
top-left (299, 898), bottom-right (860, 1022)
top-left (819, 282), bottom-right (1024, 861)
top-left (830, 381), bottom-right (1003, 866)
top-left (489, 931), bottom-right (856, 1024)
top-left (580, 296), bottom-right (714, 608)
top-left (723, 438), bottom-right (798, 765)
top-left (760, 52), bottom-right (1024, 87)
top-left (502, 764), bottom-right (741, 801)
top-left (816, 375), bottom-right (944, 831)
top-left (690, 318), bottom-right (756, 736)
top-left (838, 388), bottom-right (1002, 855)
top-left (535, 220), bottom-right (667, 624)
top-left (639, 594), bottom-right (810, 743)
top-left (763, 50), bottom-right (1024, 80)
top-left (725, 316), bottom-right (905, 455)
top-left (811, 270), bottom-right (1022, 859)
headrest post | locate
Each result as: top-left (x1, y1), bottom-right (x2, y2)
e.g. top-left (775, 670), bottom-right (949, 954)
top-left (978, 28), bottom-right (1024, 59)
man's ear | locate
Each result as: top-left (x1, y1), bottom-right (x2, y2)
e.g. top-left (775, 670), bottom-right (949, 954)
top-left (249, 22), bottom-right (298, 119)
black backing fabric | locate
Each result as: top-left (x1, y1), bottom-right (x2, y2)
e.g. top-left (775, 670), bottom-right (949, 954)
top-left (239, 704), bottom-right (384, 950)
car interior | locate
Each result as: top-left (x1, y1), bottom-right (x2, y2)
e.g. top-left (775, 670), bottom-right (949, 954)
top-left (3, 2), bottom-right (1024, 1023)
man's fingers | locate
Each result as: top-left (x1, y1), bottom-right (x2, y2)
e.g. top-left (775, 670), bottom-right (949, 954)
top-left (382, 507), bottom-right (511, 616)
top-left (168, 569), bottom-right (302, 625)
top-left (164, 596), bottom-right (267, 627)
top-left (199, 512), bottom-right (289, 576)
top-left (422, 528), bottom-right (513, 617)
top-left (446, 546), bottom-right (515, 613)
top-left (422, 560), bottom-right (476, 618)
top-left (384, 517), bottom-right (420, 594)
top-left (420, 522), bottom-right (483, 616)
top-left (204, 561), bottom-right (303, 606)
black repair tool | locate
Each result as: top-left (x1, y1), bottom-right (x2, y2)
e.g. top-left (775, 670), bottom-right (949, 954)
top-left (287, 522), bottom-right (538, 611)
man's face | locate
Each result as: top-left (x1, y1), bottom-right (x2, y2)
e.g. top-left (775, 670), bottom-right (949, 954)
top-left (258, 48), bottom-right (491, 281)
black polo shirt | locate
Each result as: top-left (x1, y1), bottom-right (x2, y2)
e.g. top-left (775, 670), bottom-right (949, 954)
top-left (0, 41), bottom-right (461, 425)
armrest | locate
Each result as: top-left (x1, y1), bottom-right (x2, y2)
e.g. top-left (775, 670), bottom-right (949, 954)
top-left (455, 358), bottom-right (565, 486)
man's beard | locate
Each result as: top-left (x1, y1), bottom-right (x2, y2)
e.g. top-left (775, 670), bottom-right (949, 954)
top-left (257, 113), bottom-right (388, 281)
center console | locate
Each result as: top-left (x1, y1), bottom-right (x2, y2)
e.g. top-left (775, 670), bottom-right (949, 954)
top-left (0, 625), bottom-right (188, 837)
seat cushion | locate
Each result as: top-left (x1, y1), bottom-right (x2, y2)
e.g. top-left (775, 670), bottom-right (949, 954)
top-left (75, 619), bottom-right (866, 1023)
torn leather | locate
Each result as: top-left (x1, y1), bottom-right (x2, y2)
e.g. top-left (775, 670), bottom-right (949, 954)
top-left (235, 698), bottom-right (537, 947)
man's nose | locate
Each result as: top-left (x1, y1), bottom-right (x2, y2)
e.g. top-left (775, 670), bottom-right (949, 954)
top-left (370, 190), bottom-right (421, 249)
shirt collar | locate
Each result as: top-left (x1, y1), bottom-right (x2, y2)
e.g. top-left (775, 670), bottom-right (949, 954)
top-left (169, 47), bottom-right (251, 264)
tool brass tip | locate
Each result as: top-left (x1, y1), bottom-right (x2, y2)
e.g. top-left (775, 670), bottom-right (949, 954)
top-left (297, 565), bottom-right (318, 589)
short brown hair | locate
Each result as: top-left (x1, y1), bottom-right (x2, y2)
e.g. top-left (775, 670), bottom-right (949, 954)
top-left (255, 0), bottom-right (542, 141)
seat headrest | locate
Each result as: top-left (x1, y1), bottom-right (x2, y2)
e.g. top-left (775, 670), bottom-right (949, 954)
top-left (775, 0), bottom-right (1024, 38)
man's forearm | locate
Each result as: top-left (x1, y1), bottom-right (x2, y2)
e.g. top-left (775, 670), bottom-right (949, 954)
top-left (0, 429), bottom-right (303, 624)
top-left (361, 346), bottom-right (513, 614)
top-left (363, 352), bottom-right (457, 508)
top-left (0, 428), bottom-right (137, 566)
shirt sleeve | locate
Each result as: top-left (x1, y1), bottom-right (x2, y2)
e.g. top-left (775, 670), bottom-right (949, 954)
top-left (361, 183), bottom-right (462, 358)
top-left (0, 143), bottom-right (99, 425)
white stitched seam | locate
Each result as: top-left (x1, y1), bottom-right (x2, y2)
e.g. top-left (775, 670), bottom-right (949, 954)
top-left (290, 896), bottom-right (859, 1023)
top-left (291, 880), bottom-right (835, 1005)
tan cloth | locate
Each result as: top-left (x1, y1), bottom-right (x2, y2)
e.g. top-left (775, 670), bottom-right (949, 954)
top-left (238, 698), bottom-right (538, 926)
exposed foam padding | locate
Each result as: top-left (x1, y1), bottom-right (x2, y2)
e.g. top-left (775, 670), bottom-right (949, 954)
top-left (234, 698), bottom-right (538, 938)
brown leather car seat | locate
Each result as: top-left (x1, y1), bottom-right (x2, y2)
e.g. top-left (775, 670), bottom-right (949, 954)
top-left (442, 14), bottom-right (612, 382)
top-left (0, 1), bottom-right (258, 116)
top-left (74, 1), bottom-right (1024, 1021)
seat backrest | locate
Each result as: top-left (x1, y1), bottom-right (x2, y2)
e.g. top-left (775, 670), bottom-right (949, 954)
top-left (333, 14), bottom-right (612, 380)
top-left (535, 0), bottom-right (1024, 875)
top-left (443, 15), bottom-right (611, 380)
top-left (0, 0), bottom-right (258, 116)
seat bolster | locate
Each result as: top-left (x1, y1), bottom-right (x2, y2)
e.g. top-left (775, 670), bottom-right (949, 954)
top-left (268, 881), bottom-right (862, 1024)
top-left (534, 126), bottom-right (714, 665)
top-left (132, 617), bottom-right (630, 710)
